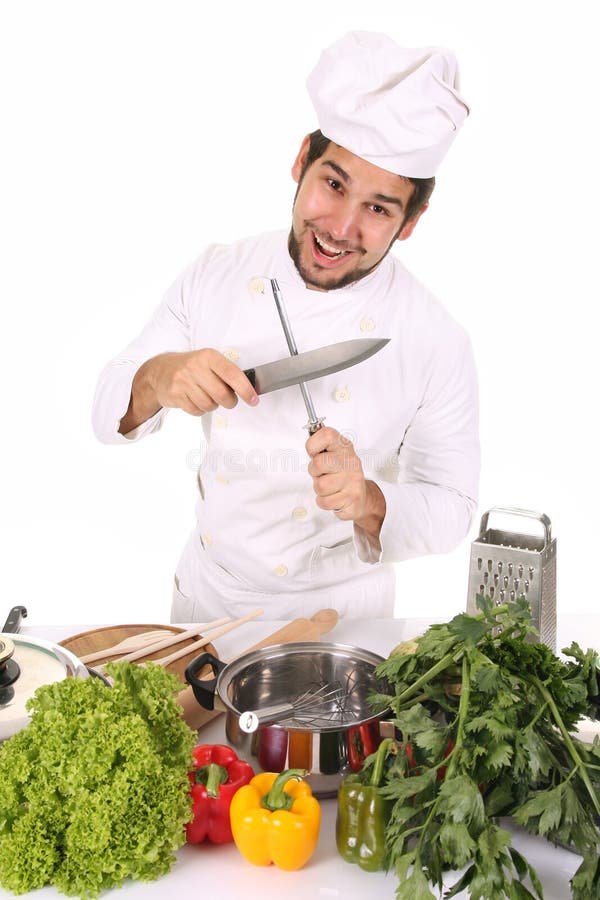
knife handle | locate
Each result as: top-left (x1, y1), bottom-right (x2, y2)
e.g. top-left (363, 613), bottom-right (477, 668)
top-left (243, 368), bottom-right (256, 390)
top-left (3, 605), bottom-right (27, 634)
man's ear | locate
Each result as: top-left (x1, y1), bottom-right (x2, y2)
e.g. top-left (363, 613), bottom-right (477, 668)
top-left (396, 202), bottom-right (429, 242)
top-left (291, 135), bottom-right (312, 183)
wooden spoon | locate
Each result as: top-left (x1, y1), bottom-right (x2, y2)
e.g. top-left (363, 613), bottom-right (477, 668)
top-left (79, 630), bottom-right (175, 664)
top-left (247, 608), bottom-right (339, 646)
top-left (308, 608), bottom-right (339, 635)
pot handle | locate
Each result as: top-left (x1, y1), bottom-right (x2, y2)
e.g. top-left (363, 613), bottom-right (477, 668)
top-left (185, 652), bottom-right (226, 711)
top-left (2, 606), bottom-right (27, 634)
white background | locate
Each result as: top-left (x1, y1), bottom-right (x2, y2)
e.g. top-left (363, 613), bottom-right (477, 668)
top-left (1, 0), bottom-right (598, 627)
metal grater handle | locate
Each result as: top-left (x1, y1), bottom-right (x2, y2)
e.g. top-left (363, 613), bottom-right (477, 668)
top-left (479, 507), bottom-right (552, 547)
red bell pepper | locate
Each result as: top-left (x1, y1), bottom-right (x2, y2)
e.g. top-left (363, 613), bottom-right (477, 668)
top-left (347, 723), bottom-right (379, 772)
top-left (405, 739), bottom-right (455, 782)
top-left (186, 744), bottom-right (254, 844)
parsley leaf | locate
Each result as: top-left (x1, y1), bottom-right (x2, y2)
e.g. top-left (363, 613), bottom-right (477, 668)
top-left (374, 596), bottom-right (600, 899)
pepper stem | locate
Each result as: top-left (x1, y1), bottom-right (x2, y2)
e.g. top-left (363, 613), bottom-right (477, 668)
top-left (370, 738), bottom-right (394, 788)
top-left (195, 763), bottom-right (228, 798)
top-left (261, 768), bottom-right (307, 811)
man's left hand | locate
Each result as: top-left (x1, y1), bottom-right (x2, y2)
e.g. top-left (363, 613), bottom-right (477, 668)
top-left (305, 427), bottom-right (386, 536)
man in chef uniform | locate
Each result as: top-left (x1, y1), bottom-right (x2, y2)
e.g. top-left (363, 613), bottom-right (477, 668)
top-left (92, 32), bottom-right (480, 621)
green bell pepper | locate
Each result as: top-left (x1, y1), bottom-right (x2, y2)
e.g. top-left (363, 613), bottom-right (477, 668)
top-left (335, 737), bottom-right (395, 872)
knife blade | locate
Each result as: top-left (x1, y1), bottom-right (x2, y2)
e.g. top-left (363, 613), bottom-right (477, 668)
top-left (243, 337), bottom-right (389, 395)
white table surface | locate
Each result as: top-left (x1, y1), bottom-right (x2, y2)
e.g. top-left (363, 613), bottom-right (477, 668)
top-left (3, 615), bottom-right (596, 900)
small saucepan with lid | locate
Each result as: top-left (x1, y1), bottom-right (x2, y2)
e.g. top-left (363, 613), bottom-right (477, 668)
top-left (0, 607), bottom-right (90, 742)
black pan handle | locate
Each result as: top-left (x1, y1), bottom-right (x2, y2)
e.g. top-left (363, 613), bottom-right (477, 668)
top-left (243, 368), bottom-right (256, 390)
top-left (2, 606), bottom-right (28, 634)
top-left (185, 652), bottom-right (226, 711)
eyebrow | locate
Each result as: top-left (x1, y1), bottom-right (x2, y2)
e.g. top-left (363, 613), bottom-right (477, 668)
top-left (320, 159), bottom-right (406, 210)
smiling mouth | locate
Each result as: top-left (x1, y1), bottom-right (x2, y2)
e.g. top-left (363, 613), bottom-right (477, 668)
top-left (312, 232), bottom-right (353, 259)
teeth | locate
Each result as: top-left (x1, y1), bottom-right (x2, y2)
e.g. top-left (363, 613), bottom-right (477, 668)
top-left (315, 234), bottom-right (349, 256)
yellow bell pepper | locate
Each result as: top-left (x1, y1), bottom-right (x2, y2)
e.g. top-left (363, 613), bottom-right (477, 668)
top-left (230, 768), bottom-right (320, 870)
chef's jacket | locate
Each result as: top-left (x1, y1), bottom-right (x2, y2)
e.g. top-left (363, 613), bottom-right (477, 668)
top-left (92, 231), bottom-right (480, 620)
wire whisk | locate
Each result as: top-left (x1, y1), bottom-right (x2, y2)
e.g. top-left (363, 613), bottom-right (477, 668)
top-left (238, 681), bottom-right (348, 733)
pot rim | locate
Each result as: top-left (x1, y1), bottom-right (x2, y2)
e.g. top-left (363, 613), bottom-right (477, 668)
top-left (0, 632), bottom-right (88, 678)
top-left (214, 640), bottom-right (388, 732)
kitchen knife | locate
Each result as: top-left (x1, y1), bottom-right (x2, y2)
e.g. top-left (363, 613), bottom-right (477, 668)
top-left (243, 337), bottom-right (389, 396)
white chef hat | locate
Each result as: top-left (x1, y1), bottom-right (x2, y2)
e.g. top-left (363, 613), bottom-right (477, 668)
top-left (306, 31), bottom-right (469, 178)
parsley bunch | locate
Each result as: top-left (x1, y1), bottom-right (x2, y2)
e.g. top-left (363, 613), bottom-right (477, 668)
top-left (371, 596), bottom-right (600, 900)
top-left (0, 661), bottom-right (196, 898)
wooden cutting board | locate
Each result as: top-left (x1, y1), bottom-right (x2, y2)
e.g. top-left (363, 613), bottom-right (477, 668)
top-left (59, 623), bottom-right (217, 685)
top-left (177, 609), bottom-right (339, 730)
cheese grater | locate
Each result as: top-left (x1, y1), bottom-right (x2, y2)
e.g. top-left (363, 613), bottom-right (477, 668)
top-left (466, 507), bottom-right (557, 650)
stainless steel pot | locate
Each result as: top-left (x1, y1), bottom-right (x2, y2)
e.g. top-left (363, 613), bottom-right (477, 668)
top-left (185, 641), bottom-right (393, 796)
top-left (0, 632), bottom-right (89, 742)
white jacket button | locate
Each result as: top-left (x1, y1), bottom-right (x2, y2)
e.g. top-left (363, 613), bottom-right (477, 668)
top-left (274, 563), bottom-right (288, 577)
top-left (248, 277), bottom-right (266, 296)
top-left (216, 474), bottom-right (230, 485)
top-left (359, 316), bottom-right (376, 332)
top-left (223, 347), bottom-right (239, 361)
top-left (201, 533), bottom-right (213, 547)
top-left (214, 415), bottom-right (228, 428)
top-left (333, 386), bottom-right (350, 402)
top-left (292, 506), bottom-right (308, 520)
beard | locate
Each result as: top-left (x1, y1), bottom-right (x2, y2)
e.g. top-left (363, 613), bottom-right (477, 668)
top-left (287, 226), bottom-right (374, 291)
top-left (287, 221), bottom-right (402, 291)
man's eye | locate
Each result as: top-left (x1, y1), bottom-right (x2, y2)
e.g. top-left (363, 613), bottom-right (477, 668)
top-left (371, 205), bottom-right (389, 216)
top-left (327, 179), bottom-right (342, 191)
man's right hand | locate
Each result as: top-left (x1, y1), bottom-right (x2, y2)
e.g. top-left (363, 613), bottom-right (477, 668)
top-left (118, 350), bottom-right (259, 435)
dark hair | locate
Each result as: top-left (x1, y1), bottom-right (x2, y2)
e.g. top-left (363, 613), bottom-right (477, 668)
top-left (302, 129), bottom-right (435, 224)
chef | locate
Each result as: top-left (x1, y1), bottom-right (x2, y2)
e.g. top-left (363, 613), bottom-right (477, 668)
top-left (92, 31), bottom-right (480, 622)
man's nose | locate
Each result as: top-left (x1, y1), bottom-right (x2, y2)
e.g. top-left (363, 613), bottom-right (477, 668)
top-left (328, 203), bottom-right (361, 242)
